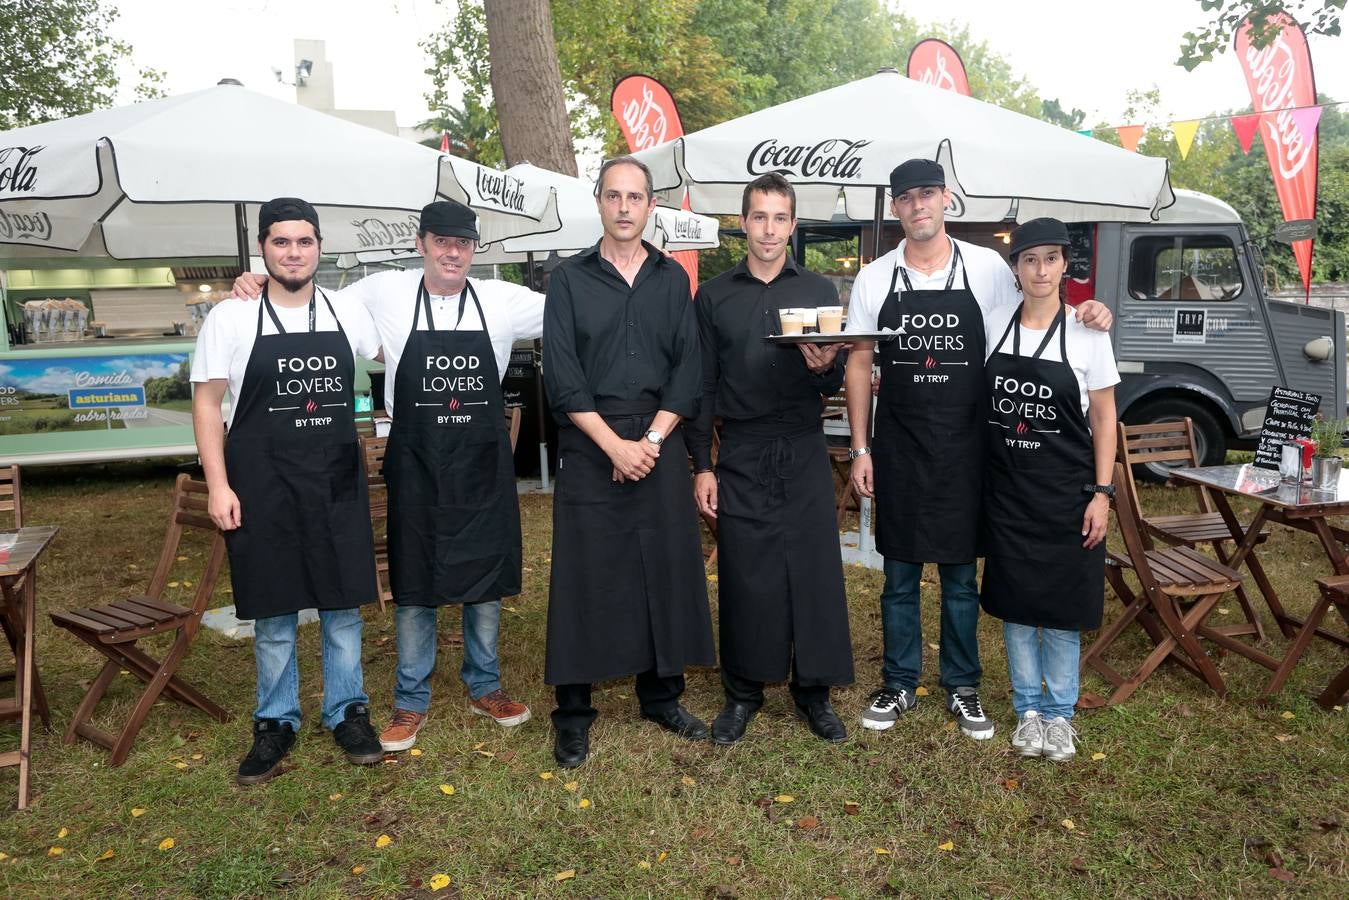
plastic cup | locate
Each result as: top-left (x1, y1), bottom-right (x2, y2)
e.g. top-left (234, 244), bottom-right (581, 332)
top-left (818, 306), bottom-right (843, 333)
top-left (779, 313), bottom-right (803, 335)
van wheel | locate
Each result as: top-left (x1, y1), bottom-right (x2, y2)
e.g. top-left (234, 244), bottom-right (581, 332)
top-left (1125, 398), bottom-right (1227, 484)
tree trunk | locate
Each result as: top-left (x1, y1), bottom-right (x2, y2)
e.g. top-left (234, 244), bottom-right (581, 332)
top-left (483, 0), bottom-right (577, 175)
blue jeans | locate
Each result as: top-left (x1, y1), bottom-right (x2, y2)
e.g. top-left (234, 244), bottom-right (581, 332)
top-left (1003, 622), bottom-right (1080, 720)
top-left (879, 558), bottom-right (982, 692)
top-left (254, 608), bottom-right (367, 731)
top-left (394, 600), bottom-right (502, 712)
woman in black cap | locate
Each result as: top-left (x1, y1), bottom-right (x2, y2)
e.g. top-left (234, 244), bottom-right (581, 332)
top-left (979, 217), bottom-right (1119, 762)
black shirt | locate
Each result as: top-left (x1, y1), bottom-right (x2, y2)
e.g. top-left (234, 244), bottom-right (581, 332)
top-left (543, 240), bottom-right (700, 423)
top-left (686, 255), bottom-right (845, 470)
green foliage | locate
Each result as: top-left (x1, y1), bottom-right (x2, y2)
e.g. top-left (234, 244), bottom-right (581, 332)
top-left (1309, 412), bottom-right (1348, 456)
top-left (0, 0), bottom-right (164, 129)
top-left (1178, 0), bottom-right (1344, 71)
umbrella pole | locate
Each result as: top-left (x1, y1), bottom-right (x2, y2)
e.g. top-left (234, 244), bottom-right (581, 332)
top-left (234, 203), bottom-right (249, 275)
top-left (526, 252), bottom-right (551, 489)
top-left (858, 185), bottom-right (886, 560)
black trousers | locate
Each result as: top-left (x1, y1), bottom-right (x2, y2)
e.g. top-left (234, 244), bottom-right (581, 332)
top-left (551, 670), bottom-right (684, 731)
top-left (722, 657), bottom-right (829, 707)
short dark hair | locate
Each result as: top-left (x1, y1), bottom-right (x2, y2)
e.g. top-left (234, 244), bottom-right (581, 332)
top-left (596, 156), bottom-right (654, 198)
top-left (741, 173), bottom-right (796, 219)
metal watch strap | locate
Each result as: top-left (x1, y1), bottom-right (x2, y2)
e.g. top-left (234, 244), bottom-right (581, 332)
top-left (848, 446), bottom-right (871, 460)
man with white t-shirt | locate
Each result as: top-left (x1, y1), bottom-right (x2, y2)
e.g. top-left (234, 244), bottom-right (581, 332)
top-left (193, 198), bottom-right (385, 785)
top-left (233, 200), bottom-right (543, 751)
top-left (843, 160), bottom-right (1113, 741)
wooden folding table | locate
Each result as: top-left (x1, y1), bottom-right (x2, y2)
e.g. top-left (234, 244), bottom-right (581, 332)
top-left (0, 525), bottom-right (59, 809)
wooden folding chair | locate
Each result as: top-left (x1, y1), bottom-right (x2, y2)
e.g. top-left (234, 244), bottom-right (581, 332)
top-left (505, 405), bottom-right (523, 453)
top-left (822, 388), bottom-right (859, 528)
top-left (1081, 463), bottom-right (1243, 705)
top-left (1, 463), bottom-right (52, 732)
top-left (359, 434), bottom-right (392, 611)
top-left (1117, 419), bottom-right (1275, 641)
top-left (48, 475), bottom-right (229, 765)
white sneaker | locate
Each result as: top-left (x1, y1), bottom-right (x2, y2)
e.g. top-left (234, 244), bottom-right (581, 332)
top-left (1042, 716), bottom-right (1078, 761)
top-left (1010, 710), bottom-right (1044, 757)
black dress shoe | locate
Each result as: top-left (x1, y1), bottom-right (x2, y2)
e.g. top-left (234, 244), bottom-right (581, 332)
top-left (554, 727), bottom-right (590, 768)
top-left (795, 699), bottom-right (848, 743)
top-left (711, 700), bottom-right (760, 745)
top-left (641, 704), bottom-right (710, 741)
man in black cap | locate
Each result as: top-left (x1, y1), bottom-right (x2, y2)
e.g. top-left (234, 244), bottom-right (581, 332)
top-left (233, 199), bottom-right (545, 752)
top-left (195, 198), bottom-right (384, 784)
top-left (842, 159), bottom-right (1112, 741)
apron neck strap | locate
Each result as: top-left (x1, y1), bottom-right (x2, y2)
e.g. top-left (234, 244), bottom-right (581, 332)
top-left (1010, 301), bottom-right (1066, 359)
top-left (414, 278), bottom-right (480, 331)
top-left (897, 237), bottom-right (962, 294)
top-left (257, 282), bottom-right (316, 336)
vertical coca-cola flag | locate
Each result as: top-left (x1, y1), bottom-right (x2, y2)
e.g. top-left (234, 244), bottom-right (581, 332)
top-left (610, 74), bottom-right (697, 291)
top-left (1235, 13), bottom-right (1319, 298)
top-left (906, 38), bottom-right (971, 96)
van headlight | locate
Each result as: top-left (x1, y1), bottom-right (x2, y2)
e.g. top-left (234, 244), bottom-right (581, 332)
top-left (1303, 336), bottom-right (1334, 361)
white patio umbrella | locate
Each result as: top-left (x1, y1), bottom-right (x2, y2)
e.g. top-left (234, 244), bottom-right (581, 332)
top-left (632, 68), bottom-right (1175, 229)
top-left (334, 162), bottom-right (719, 269)
top-left (0, 82), bottom-right (562, 267)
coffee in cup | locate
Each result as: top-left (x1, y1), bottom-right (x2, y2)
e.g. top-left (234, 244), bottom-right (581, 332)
top-left (799, 307), bottom-right (818, 333)
top-left (817, 306), bottom-right (843, 333)
top-left (779, 313), bottom-right (804, 335)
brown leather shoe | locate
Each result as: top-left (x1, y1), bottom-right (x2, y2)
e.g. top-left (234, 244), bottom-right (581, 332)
top-left (379, 708), bottom-right (427, 752)
top-left (469, 689), bottom-right (532, 727)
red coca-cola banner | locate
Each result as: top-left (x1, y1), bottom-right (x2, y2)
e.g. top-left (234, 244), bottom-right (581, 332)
top-left (906, 39), bottom-right (971, 96)
top-left (1235, 13), bottom-right (1319, 298)
top-left (610, 74), bottom-right (697, 291)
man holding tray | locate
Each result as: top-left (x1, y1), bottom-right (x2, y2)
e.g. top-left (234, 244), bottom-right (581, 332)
top-left (687, 173), bottom-right (854, 745)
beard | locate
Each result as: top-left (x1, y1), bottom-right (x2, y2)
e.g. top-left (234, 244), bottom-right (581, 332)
top-left (264, 261), bottom-right (315, 293)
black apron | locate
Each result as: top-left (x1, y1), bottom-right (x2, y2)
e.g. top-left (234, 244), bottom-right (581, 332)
top-left (223, 286), bottom-right (376, 619)
top-left (544, 405), bottom-right (715, 685)
top-left (980, 303), bottom-right (1104, 631)
top-left (384, 279), bottom-right (521, 606)
top-left (715, 418), bottom-right (854, 687)
top-left (873, 240), bottom-right (987, 563)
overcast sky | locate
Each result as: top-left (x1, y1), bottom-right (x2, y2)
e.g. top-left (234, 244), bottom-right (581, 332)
top-left (108, 0), bottom-right (1347, 130)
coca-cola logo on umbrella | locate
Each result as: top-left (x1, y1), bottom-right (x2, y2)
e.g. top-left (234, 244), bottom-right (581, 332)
top-left (0, 145), bottom-right (42, 194)
top-left (474, 168), bottom-right (526, 212)
top-left (671, 217), bottom-right (703, 241)
top-left (746, 139), bottom-right (871, 180)
top-left (0, 208), bottom-right (53, 242)
top-left (351, 214), bottom-right (420, 250)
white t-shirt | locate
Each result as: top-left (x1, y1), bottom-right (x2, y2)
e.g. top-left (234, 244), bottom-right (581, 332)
top-left (190, 290), bottom-right (381, 428)
top-left (336, 269), bottom-right (545, 415)
top-left (983, 303), bottom-right (1121, 417)
top-left (845, 236), bottom-right (1020, 333)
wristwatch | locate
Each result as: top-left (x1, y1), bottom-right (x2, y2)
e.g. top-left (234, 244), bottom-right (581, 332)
top-left (848, 446), bottom-right (871, 460)
top-left (1083, 483), bottom-right (1116, 497)
top-left (645, 430), bottom-right (664, 446)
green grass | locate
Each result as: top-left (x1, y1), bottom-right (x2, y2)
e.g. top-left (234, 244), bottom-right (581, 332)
top-left (0, 460), bottom-right (1344, 898)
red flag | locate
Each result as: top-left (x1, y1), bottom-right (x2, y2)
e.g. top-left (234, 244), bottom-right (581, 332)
top-left (906, 38), bottom-right (971, 96)
top-left (1230, 113), bottom-right (1262, 153)
top-left (1235, 13), bottom-right (1319, 298)
top-left (610, 74), bottom-right (698, 291)
top-left (439, 130), bottom-right (449, 153)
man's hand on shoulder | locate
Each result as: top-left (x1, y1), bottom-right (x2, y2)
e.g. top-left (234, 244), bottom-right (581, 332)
top-left (231, 272), bottom-right (267, 301)
top-left (1074, 299), bottom-right (1113, 332)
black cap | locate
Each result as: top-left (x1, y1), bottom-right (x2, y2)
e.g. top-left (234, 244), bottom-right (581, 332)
top-left (1009, 217), bottom-right (1071, 259)
top-left (258, 197), bottom-right (320, 235)
top-left (889, 158), bottom-right (945, 196)
top-left (419, 200), bottom-right (479, 241)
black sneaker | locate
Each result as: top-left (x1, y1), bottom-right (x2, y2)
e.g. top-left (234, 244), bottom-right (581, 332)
top-left (237, 719), bottom-right (296, 785)
top-left (333, 703), bottom-right (384, 765)
top-left (946, 686), bottom-right (995, 741)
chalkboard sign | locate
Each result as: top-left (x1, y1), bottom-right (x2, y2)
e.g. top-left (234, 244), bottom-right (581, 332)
top-left (1066, 223), bottom-right (1093, 282)
top-left (1253, 386), bottom-right (1322, 469)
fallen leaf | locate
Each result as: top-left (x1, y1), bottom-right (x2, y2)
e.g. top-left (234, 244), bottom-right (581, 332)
top-left (797, 816), bottom-right (819, 830)
top-left (351, 865), bottom-right (366, 875)
top-left (637, 860), bottom-right (651, 870)
top-left (498, 751), bottom-right (516, 763)
top-left (1275, 734), bottom-right (1293, 743)
top-left (158, 838), bottom-right (175, 851)
top-left (57, 827), bottom-right (68, 839)
top-left (1217, 607), bottom-right (1230, 614)
top-left (844, 801), bottom-right (861, 815)
top-left (375, 834), bottom-right (392, 848)
top-left (874, 847), bottom-right (891, 855)
top-left (190, 753), bottom-right (203, 760)
top-left (176, 555), bottom-right (188, 561)
top-left (1281, 711), bottom-right (1295, 720)
top-left (1091, 752), bottom-right (1107, 761)
top-left (774, 795), bottom-right (795, 804)
top-left (167, 581), bottom-right (180, 588)
top-left (578, 798), bottom-right (591, 809)
top-left (1176, 702), bottom-right (1195, 718)
top-left (409, 748), bottom-right (423, 757)
top-left (656, 851), bottom-right (668, 863)
top-left (539, 772), bottom-right (554, 780)
top-left (174, 762), bottom-right (189, 770)
top-left (473, 742), bottom-right (485, 750)
top-left (1269, 867), bottom-right (1295, 882)
top-left (429, 873), bottom-right (451, 891)
top-left (0, 852), bottom-right (6, 861)
top-left (554, 869), bottom-right (576, 882)
top-left (183, 581), bottom-right (192, 587)
top-left (1243, 836), bottom-right (1271, 852)
top-left (752, 797), bottom-right (772, 809)
top-left (1000, 778), bottom-right (1019, 790)
top-left (691, 826), bottom-right (710, 840)
top-left (681, 776), bottom-right (696, 786)
top-left (927, 643), bottom-right (939, 651)
top-left (564, 780), bottom-right (579, 792)
top-left (47, 847), bottom-right (64, 857)
top-left (1069, 857), bottom-right (1087, 873)
top-left (1263, 849), bottom-right (1284, 868)
top-left (329, 793), bottom-right (343, 801)
top-left (944, 720), bottom-right (956, 731)
top-left (1061, 819), bottom-right (1076, 830)
top-left (707, 574), bottom-right (718, 582)
top-left (97, 849), bottom-right (115, 861)
top-left (726, 855), bottom-right (742, 865)
top-left (474, 750), bottom-right (495, 758)
top-left (439, 784), bottom-right (455, 796)
top-left (131, 808), bottom-right (146, 818)
top-left (915, 686), bottom-right (930, 697)
top-left (1316, 818), bottom-right (1340, 832)
top-left (938, 840), bottom-right (955, 852)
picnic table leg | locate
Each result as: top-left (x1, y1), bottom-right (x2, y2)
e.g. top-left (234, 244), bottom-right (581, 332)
top-left (1212, 498), bottom-right (1293, 638)
top-left (16, 566), bottom-right (36, 810)
top-left (1257, 590), bottom-right (1333, 700)
top-left (1316, 663), bottom-right (1349, 710)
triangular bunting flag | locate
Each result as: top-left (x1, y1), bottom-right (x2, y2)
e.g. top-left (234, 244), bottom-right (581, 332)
top-left (1231, 113), bottom-right (1261, 154)
top-left (439, 130), bottom-right (450, 153)
top-left (1076, 128), bottom-right (1093, 137)
top-left (1172, 119), bottom-right (1200, 160)
top-left (1291, 105), bottom-right (1323, 144)
top-left (1116, 125), bottom-right (1144, 153)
